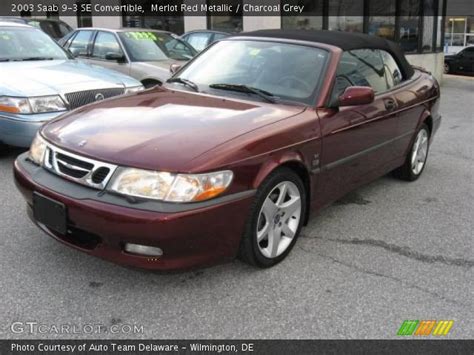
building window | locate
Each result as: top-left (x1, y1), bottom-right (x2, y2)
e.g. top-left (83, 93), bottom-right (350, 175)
top-left (445, 16), bottom-right (474, 51)
top-left (420, 0), bottom-right (436, 52)
top-left (122, 1), bottom-right (184, 34)
top-left (327, 0), bottom-right (363, 32)
top-left (122, 16), bottom-right (185, 34)
top-left (436, 0), bottom-right (445, 51)
top-left (281, 0), bottom-right (323, 30)
top-left (399, 0), bottom-right (420, 53)
top-left (367, 0), bottom-right (396, 40)
top-left (207, 0), bottom-right (242, 32)
top-left (77, 0), bottom-right (92, 28)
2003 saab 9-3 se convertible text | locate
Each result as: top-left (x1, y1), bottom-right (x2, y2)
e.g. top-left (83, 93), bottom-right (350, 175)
top-left (14, 30), bottom-right (441, 270)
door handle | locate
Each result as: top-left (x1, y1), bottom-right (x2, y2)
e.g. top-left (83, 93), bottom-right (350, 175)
top-left (384, 99), bottom-right (397, 111)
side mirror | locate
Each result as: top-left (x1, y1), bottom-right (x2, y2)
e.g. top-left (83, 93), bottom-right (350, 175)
top-left (338, 86), bottom-right (375, 107)
top-left (170, 63), bottom-right (182, 75)
top-left (69, 47), bottom-right (81, 58)
top-left (105, 52), bottom-right (126, 62)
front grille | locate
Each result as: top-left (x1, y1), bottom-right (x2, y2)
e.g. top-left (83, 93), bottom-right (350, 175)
top-left (65, 88), bottom-right (125, 110)
top-left (91, 167), bottom-right (111, 184)
top-left (44, 145), bottom-right (117, 189)
top-left (57, 152), bottom-right (94, 170)
top-left (57, 161), bottom-right (89, 178)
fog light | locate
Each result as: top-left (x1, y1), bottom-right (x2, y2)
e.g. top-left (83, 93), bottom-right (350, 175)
top-left (124, 243), bottom-right (163, 257)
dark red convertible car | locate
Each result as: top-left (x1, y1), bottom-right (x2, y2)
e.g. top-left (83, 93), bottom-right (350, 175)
top-left (14, 30), bottom-right (441, 270)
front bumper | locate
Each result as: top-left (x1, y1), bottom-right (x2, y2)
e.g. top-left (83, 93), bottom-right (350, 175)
top-left (14, 153), bottom-right (255, 270)
top-left (0, 112), bottom-right (62, 147)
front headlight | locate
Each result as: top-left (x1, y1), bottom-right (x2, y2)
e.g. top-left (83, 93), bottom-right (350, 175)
top-left (109, 168), bottom-right (233, 202)
top-left (0, 95), bottom-right (66, 114)
top-left (124, 86), bottom-right (145, 94)
top-left (29, 95), bottom-right (66, 113)
top-left (29, 133), bottom-right (47, 165)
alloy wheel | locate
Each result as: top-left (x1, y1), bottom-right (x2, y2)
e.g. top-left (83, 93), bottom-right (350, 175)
top-left (256, 181), bottom-right (302, 258)
top-left (411, 128), bottom-right (429, 175)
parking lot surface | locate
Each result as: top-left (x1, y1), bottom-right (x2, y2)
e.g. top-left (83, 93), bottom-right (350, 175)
top-left (0, 76), bottom-right (472, 339)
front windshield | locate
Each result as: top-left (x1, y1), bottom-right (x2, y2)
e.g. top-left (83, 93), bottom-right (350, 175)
top-left (175, 40), bottom-right (328, 105)
top-left (118, 31), bottom-right (196, 62)
top-left (0, 27), bottom-right (68, 61)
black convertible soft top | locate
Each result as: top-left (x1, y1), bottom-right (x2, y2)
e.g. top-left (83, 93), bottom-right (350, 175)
top-left (237, 30), bottom-right (415, 79)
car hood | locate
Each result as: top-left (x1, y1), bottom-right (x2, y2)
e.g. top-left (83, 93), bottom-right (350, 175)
top-left (0, 60), bottom-right (139, 97)
top-left (41, 87), bottom-right (305, 172)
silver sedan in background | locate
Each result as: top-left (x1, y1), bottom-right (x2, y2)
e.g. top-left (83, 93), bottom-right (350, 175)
top-left (60, 28), bottom-right (197, 88)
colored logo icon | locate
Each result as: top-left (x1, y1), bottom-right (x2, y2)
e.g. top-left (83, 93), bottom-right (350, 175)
top-left (397, 320), bottom-right (454, 336)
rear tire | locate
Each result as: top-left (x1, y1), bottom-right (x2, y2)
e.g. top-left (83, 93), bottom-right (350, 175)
top-left (393, 123), bottom-right (430, 181)
top-left (238, 167), bottom-right (306, 268)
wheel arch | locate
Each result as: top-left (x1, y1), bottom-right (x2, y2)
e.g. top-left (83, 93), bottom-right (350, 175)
top-left (141, 78), bottom-right (163, 88)
top-left (419, 109), bottom-right (433, 137)
top-left (252, 154), bottom-right (312, 225)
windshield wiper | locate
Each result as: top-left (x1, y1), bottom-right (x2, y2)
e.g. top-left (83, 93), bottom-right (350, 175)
top-left (0, 58), bottom-right (11, 62)
top-left (208, 83), bottom-right (276, 103)
top-left (166, 77), bottom-right (199, 92)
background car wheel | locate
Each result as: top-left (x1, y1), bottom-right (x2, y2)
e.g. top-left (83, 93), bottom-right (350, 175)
top-left (393, 123), bottom-right (430, 181)
top-left (444, 63), bottom-right (450, 74)
top-left (238, 167), bottom-right (307, 268)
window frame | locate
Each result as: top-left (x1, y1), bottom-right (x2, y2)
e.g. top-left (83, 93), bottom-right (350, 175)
top-left (185, 32), bottom-right (213, 52)
top-left (67, 29), bottom-right (95, 58)
top-left (90, 30), bottom-right (128, 62)
top-left (329, 48), bottom-right (407, 106)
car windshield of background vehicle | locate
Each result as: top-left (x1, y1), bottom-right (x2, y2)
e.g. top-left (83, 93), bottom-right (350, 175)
top-left (0, 28), bottom-right (68, 61)
top-left (176, 40), bottom-right (328, 105)
top-left (118, 31), bottom-right (195, 62)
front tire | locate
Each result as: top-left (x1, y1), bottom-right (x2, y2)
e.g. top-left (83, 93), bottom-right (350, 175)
top-left (238, 167), bottom-right (306, 268)
top-left (393, 123), bottom-right (430, 181)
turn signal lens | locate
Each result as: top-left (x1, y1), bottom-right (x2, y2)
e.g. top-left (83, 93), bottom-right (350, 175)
top-left (0, 96), bottom-right (30, 113)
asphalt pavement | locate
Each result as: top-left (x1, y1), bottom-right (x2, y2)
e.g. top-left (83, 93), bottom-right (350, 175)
top-left (0, 75), bottom-right (472, 339)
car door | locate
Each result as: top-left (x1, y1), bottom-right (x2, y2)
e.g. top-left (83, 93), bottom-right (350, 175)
top-left (458, 47), bottom-right (474, 73)
top-left (316, 49), bottom-right (400, 204)
top-left (88, 31), bottom-right (130, 76)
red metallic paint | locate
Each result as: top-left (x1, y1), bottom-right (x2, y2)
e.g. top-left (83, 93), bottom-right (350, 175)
top-left (14, 159), bottom-right (254, 270)
top-left (338, 86), bottom-right (375, 107)
top-left (13, 41), bottom-right (441, 270)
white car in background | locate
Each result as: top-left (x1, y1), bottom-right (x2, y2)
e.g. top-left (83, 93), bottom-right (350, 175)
top-left (60, 28), bottom-right (198, 88)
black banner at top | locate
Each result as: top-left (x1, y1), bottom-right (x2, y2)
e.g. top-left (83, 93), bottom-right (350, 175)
top-left (1, 0), bottom-right (473, 17)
